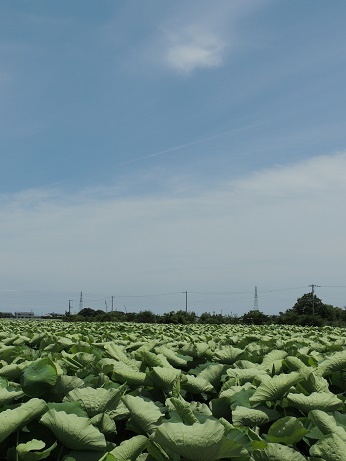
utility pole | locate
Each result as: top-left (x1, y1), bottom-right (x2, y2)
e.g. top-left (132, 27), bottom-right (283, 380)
top-left (182, 291), bottom-right (188, 312)
top-left (68, 300), bottom-right (73, 316)
top-left (309, 284), bottom-right (320, 316)
top-left (254, 286), bottom-right (259, 311)
top-left (111, 296), bottom-right (114, 312)
top-left (79, 291), bottom-right (83, 311)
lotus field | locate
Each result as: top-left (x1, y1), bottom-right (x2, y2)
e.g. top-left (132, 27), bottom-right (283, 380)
top-left (0, 321), bottom-right (346, 460)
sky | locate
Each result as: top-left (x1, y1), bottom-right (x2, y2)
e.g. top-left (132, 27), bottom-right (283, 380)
top-left (1, 0), bottom-right (346, 316)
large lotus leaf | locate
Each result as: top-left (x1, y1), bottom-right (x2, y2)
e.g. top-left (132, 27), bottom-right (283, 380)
top-left (195, 363), bottom-right (225, 389)
top-left (103, 343), bottom-right (128, 361)
top-left (49, 374), bottom-right (85, 400)
top-left (21, 358), bottom-right (58, 397)
top-left (209, 398), bottom-right (232, 422)
top-left (48, 402), bottom-right (88, 417)
top-left (101, 435), bottom-right (149, 461)
top-left (297, 368), bottom-right (329, 394)
top-left (310, 433), bottom-right (346, 461)
top-left (40, 409), bottom-right (106, 451)
top-left (252, 443), bottom-right (307, 461)
top-left (151, 366), bottom-right (181, 389)
top-left (213, 346), bottom-right (244, 364)
top-left (16, 439), bottom-right (57, 461)
top-left (181, 374), bottom-right (215, 394)
top-left (221, 386), bottom-right (256, 410)
top-left (0, 361), bottom-right (31, 379)
top-left (0, 387), bottom-right (24, 405)
top-left (318, 350), bottom-right (346, 376)
top-left (140, 350), bottom-right (172, 368)
top-left (61, 352), bottom-right (96, 375)
top-left (284, 356), bottom-right (308, 372)
top-left (308, 410), bottom-right (346, 442)
top-left (90, 413), bottom-right (116, 437)
top-left (232, 405), bottom-right (280, 427)
top-left (167, 397), bottom-right (199, 425)
top-left (265, 416), bottom-right (309, 445)
top-left (122, 395), bottom-right (164, 435)
top-left (64, 386), bottom-right (126, 417)
top-left (260, 350), bottom-right (288, 374)
top-left (112, 362), bottom-right (149, 386)
top-left (226, 368), bottom-right (267, 386)
top-left (0, 398), bottom-right (47, 443)
top-left (155, 345), bottom-right (193, 367)
top-left (152, 419), bottom-right (248, 461)
top-left (249, 372), bottom-right (302, 405)
top-left (179, 342), bottom-right (210, 359)
top-left (287, 392), bottom-right (343, 414)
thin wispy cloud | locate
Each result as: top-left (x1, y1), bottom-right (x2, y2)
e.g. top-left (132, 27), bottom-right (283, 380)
top-left (120, 123), bottom-right (260, 166)
top-left (163, 27), bottom-right (225, 74)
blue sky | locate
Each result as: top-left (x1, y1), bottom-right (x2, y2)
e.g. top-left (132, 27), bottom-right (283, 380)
top-left (1, 0), bottom-right (346, 315)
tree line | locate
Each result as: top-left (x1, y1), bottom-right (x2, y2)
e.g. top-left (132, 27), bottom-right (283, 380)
top-left (63, 292), bottom-right (346, 326)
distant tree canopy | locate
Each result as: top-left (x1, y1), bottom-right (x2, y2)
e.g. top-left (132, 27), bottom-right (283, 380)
top-left (63, 293), bottom-right (346, 326)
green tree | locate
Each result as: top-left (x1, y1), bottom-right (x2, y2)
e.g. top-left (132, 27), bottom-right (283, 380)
top-left (242, 310), bottom-right (268, 325)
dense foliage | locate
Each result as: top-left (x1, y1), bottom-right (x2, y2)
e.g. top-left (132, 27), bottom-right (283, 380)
top-left (0, 320), bottom-right (346, 460)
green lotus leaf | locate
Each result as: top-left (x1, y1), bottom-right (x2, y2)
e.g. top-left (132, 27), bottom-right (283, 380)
top-left (0, 398), bottom-right (47, 444)
top-left (90, 413), bottom-right (116, 437)
top-left (40, 409), bottom-right (106, 451)
top-left (297, 368), bottom-right (329, 394)
top-left (112, 362), bottom-right (149, 386)
top-left (310, 433), bottom-right (346, 461)
top-left (308, 410), bottom-right (346, 442)
top-left (21, 358), bottom-right (58, 397)
top-left (213, 345), bottom-right (244, 364)
top-left (195, 363), bottom-right (225, 389)
top-left (101, 346), bottom-right (142, 371)
top-left (64, 386), bottom-right (126, 417)
top-left (102, 435), bottom-right (149, 461)
top-left (0, 361), bottom-right (31, 380)
top-left (151, 366), bottom-right (181, 389)
top-left (122, 394), bottom-right (164, 435)
top-left (48, 401), bottom-right (88, 417)
top-left (179, 342), bottom-right (210, 359)
top-left (260, 350), bottom-right (288, 374)
top-left (252, 443), bottom-right (307, 461)
top-left (226, 368), bottom-right (267, 386)
top-left (16, 439), bottom-right (57, 461)
top-left (0, 387), bottom-right (24, 405)
top-left (152, 419), bottom-right (248, 461)
top-left (50, 375), bottom-right (85, 400)
top-left (284, 356), bottom-right (308, 372)
top-left (265, 416), bottom-right (310, 445)
top-left (232, 405), bottom-right (280, 427)
top-left (181, 374), bottom-right (215, 394)
top-left (287, 392), bottom-right (343, 414)
top-left (140, 350), bottom-right (172, 368)
top-left (318, 350), bottom-right (346, 376)
top-left (249, 372), bottom-right (302, 405)
top-left (167, 397), bottom-right (199, 425)
top-left (155, 345), bottom-right (193, 367)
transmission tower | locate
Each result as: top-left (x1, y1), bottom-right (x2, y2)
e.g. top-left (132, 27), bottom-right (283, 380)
top-left (254, 286), bottom-right (259, 311)
top-left (79, 291), bottom-right (83, 311)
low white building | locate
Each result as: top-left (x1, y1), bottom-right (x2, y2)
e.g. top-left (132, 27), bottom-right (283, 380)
top-left (14, 311), bottom-right (34, 319)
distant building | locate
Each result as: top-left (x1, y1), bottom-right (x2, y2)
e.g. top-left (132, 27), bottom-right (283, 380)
top-left (0, 312), bottom-right (14, 318)
top-left (14, 311), bottom-right (34, 319)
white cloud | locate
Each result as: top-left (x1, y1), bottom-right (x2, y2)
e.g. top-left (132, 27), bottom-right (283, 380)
top-left (1, 152), bottom-right (346, 314)
top-left (164, 28), bottom-right (225, 73)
